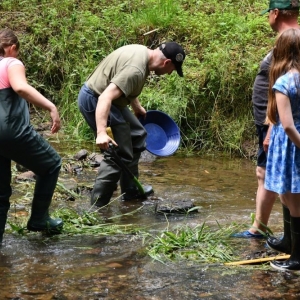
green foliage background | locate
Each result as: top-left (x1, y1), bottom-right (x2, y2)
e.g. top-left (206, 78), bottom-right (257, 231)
top-left (0, 0), bottom-right (275, 155)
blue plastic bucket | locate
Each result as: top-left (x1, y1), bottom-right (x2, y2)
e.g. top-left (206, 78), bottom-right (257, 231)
top-left (139, 110), bottom-right (180, 156)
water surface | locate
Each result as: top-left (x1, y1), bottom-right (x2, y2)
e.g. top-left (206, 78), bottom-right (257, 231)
top-left (1, 142), bottom-right (298, 300)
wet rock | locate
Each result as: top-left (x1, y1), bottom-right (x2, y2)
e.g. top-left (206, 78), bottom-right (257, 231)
top-left (15, 171), bottom-right (36, 182)
top-left (16, 164), bottom-right (29, 172)
top-left (246, 249), bottom-right (279, 261)
top-left (74, 149), bottom-right (89, 160)
top-left (34, 121), bottom-right (52, 132)
top-left (11, 204), bottom-right (26, 211)
top-left (140, 150), bottom-right (157, 163)
top-left (73, 165), bottom-right (83, 174)
top-left (88, 152), bottom-right (104, 167)
top-left (10, 210), bottom-right (28, 217)
top-left (63, 163), bottom-right (83, 174)
top-left (149, 196), bottom-right (164, 201)
top-left (77, 185), bottom-right (93, 197)
top-left (51, 293), bottom-right (69, 300)
top-left (155, 199), bottom-right (197, 214)
top-left (59, 178), bottom-right (78, 192)
top-left (56, 178), bottom-right (82, 201)
top-left (94, 154), bottom-right (103, 164)
top-left (106, 262), bottom-right (123, 268)
top-left (88, 152), bottom-right (97, 160)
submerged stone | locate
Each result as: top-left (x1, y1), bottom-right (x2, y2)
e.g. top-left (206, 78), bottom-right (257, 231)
top-left (155, 199), bottom-right (197, 214)
top-left (74, 149), bottom-right (89, 160)
top-left (88, 153), bottom-right (103, 167)
top-left (15, 171), bottom-right (36, 182)
top-left (16, 163), bottom-right (29, 172)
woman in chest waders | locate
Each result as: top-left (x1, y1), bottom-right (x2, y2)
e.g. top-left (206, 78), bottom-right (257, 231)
top-left (0, 28), bottom-right (63, 245)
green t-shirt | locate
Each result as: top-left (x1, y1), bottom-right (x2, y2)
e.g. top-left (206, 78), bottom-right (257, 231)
top-left (86, 44), bottom-right (150, 108)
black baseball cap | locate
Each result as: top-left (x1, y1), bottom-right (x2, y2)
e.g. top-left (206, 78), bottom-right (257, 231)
top-left (159, 42), bottom-right (186, 77)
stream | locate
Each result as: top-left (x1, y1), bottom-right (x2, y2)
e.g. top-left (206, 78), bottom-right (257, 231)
top-left (0, 139), bottom-right (299, 300)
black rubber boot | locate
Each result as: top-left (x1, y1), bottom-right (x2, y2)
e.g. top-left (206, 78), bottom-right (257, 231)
top-left (27, 167), bottom-right (63, 233)
top-left (91, 181), bottom-right (119, 207)
top-left (0, 156), bottom-right (13, 245)
top-left (0, 200), bottom-right (10, 245)
top-left (267, 205), bottom-right (292, 254)
top-left (122, 184), bottom-right (154, 201)
top-left (110, 123), bottom-right (153, 201)
top-left (270, 216), bottom-right (300, 271)
top-left (120, 153), bottom-right (153, 201)
top-left (91, 155), bottom-right (121, 207)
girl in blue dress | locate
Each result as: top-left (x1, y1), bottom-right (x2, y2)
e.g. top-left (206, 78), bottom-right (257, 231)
top-left (265, 28), bottom-right (300, 271)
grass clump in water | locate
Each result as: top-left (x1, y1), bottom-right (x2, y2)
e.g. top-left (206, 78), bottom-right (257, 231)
top-left (146, 222), bottom-right (241, 264)
top-left (8, 206), bottom-right (144, 238)
top-left (54, 207), bottom-right (143, 236)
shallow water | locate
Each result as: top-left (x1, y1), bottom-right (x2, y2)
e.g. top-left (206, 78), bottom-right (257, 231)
top-left (1, 141), bottom-right (300, 300)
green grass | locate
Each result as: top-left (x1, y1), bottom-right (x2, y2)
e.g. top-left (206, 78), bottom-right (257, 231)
top-left (6, 189), bottom-right (265, 264)
top-left (146, 222), bottom-right (240, 263)
top-left (0, 0), bottom-right (273, 154)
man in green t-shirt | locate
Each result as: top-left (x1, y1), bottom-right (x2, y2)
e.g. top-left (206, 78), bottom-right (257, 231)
top-left (78, 42), bottom-right (185, 207)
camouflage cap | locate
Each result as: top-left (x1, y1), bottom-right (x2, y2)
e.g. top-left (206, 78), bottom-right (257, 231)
top-left (261, 0), bottom-right (299, 14)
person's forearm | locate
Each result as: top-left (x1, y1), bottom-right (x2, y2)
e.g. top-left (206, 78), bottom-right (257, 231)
top-left (17, 84), bottom-right (57, 112)
top-left (265, 124), bottom-right (273, 140)
top-left (285, 126), bottom-right (300, 148)
top-left (95, 96), bottom-right (111, 135)
top-left (130, 98), bottom-right (142, 111)
top-left (130, 97), bottom-right (146, 118)
top-left (263, 124), bottom-right (273, 152)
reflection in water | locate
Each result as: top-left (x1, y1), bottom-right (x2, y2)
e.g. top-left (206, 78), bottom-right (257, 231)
top-left (1, 147), bottom-right (297, 299)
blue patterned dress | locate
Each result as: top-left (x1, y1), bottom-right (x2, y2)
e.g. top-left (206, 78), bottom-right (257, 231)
top-left (265, 72), bottom-right (300, 194)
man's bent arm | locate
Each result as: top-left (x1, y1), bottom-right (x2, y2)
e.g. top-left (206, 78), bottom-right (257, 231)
top-left (95, 83), bottom-right (123, 150)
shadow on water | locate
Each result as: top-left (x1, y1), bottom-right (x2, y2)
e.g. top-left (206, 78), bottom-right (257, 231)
top-left (1, 140), bottom-right (300, 299)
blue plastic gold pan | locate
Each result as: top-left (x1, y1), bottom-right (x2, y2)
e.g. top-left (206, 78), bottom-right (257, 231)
top-left (139, 110), bottom-right (180, 157)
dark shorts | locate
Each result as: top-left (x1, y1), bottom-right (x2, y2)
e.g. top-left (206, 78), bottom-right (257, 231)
top-left (256, 124), bottom-right (269, 168)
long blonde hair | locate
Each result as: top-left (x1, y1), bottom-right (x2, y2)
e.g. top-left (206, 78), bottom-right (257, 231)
top-left (0, 28), bottom-right (20, 56)
top-left (267, 28), bottom-right (300, 124)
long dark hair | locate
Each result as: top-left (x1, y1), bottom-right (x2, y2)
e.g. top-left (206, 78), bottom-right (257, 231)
top-left (0, 28), bottom-right (20, 56)
top-left (267, 28), bottom-right (300, 124)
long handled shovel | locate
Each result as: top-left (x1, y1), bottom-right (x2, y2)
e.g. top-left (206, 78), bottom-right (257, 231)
top-left (107, 143), bottom-right (145, 195)
top-left (224, 254), bottom-right (290, 266)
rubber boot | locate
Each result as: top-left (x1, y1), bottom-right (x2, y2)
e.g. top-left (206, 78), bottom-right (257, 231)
top-left (91, 155), bottom-right (121, 207)
top-left (27, 167), bottom-right (63, 233)
top-left (91, 122), bottom-right (132, 207)
top-left (122, 184), bottom-right (154, 201)
top-left (267, 205), bottom-right (292, 254)
top-left (0, 157), bottom-right (12, 245)
top-left (0, 200), bottom-right (10, 245)
top-left (120, 153), bottom-right (153, 201)
top-left (270, 216), bottom-right (300, 271)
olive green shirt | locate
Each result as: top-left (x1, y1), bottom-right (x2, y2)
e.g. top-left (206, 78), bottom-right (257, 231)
top-left (87, 44), bottom-right (150, 109)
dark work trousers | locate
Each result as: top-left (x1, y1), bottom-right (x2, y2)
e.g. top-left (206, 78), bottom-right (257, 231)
top-left (78, 83), bottom-right (147, 206)
top-left (0, 88), bottom-right (61, 241)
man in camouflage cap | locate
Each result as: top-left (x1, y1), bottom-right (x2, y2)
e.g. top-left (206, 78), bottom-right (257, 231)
top-left (233, 0), bottom-right (300, 268)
